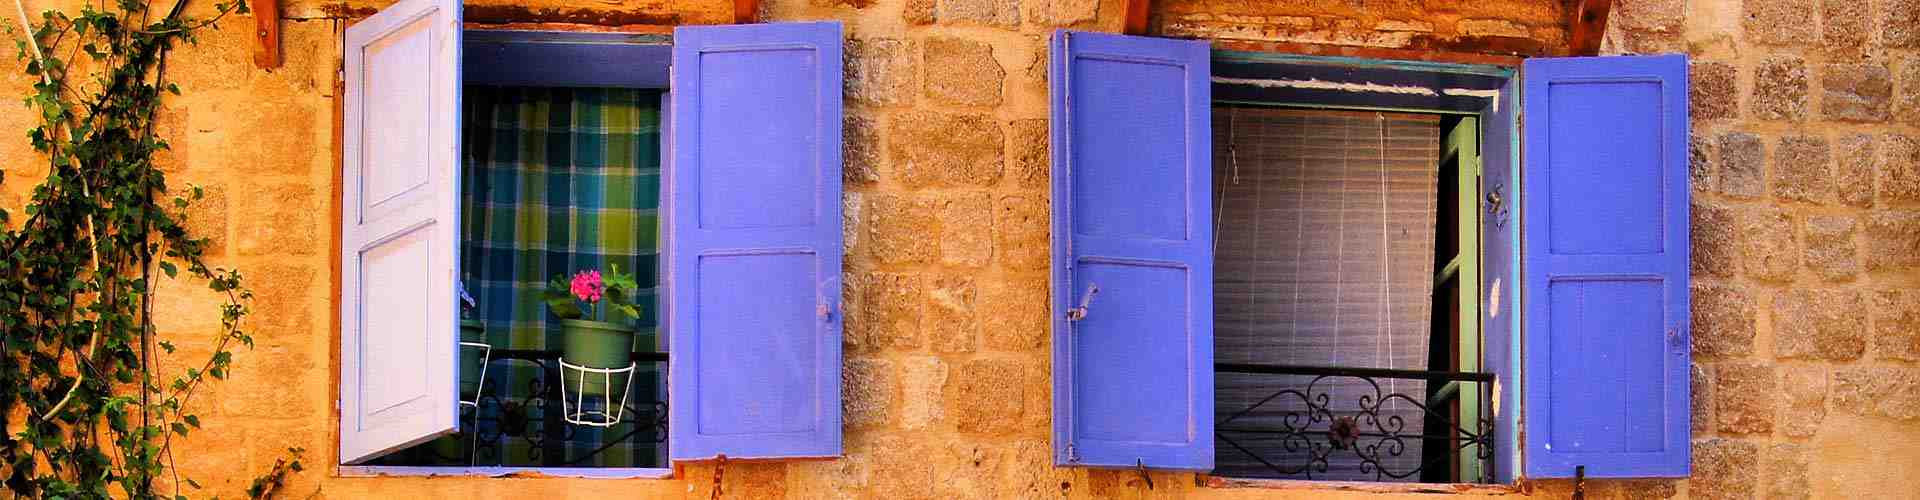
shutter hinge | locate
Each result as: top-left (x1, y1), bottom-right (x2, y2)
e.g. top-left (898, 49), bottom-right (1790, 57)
top-left (1065, 443), bottom-right (1080, 463)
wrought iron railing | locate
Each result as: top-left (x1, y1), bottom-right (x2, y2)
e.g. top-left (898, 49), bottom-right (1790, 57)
top-left (1215, 363), bottom-right (1495, 483)
top-left (384, 350), bottom-right (670, 468)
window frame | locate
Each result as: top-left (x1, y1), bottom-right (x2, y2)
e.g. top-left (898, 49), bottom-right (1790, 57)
top-left (1199, 49), bottom-right (1523, 488)
top-left (337, 28), bottom-right (676, 479)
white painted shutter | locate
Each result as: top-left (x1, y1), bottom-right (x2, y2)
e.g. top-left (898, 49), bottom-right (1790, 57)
top-left (338, 0), bottom-right (461, 465)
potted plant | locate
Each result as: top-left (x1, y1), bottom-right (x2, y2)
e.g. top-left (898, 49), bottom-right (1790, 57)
top-left (544, 265), bottom-right (643, 398)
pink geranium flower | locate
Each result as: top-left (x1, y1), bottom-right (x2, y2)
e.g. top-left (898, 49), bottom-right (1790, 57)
top-left (570, 270), bottom-right (604, 303)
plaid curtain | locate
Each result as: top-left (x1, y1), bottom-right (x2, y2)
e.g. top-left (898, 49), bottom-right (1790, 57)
top-left (460, 86), bottom-right (664, 467)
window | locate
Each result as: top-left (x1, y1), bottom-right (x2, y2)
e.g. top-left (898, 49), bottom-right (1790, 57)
top-left (1210, 108), bottom-right (1487, 482)
top-left (336, 0), bottom-right (846, 475)
top-left (1047, 30), bottom-right (1691, 484)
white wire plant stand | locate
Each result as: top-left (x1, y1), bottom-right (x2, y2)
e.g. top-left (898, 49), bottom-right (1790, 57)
top-left (558, 359), bottom-right (637, 427)
top-left (458, 341), bottom-right (493, 464)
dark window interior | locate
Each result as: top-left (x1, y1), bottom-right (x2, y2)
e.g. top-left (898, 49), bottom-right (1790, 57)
top-left (1211, 105), bottom-right (1488, 483)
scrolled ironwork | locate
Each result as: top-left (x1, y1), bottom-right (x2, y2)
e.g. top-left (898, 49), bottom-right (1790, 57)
top-left (1215, 363), bottom-right (1496, 483)
top-left (386, 349), bottom-right (670, 468)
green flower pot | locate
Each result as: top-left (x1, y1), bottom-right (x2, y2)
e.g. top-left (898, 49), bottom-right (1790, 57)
top-left (561, 319), bottom-right (636, 398)
top-left (459, 319), bottom-right (487, 397)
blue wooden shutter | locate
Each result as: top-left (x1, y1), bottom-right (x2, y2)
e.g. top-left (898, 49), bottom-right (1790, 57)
top-left (1521, 54), bottom-right (1690, 478)
top-left (1480, 74), bottom-right (1520, 484)
top-left (1049, 30), bottom-right (1212, 471)
top-left (667, 21), bottom-right (843, 461)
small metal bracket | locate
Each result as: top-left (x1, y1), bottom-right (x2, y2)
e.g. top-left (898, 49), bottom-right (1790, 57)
top-left (1135, 459), bottom-right (1154, 490)
top-left (1572, 465), bottom-right (1586, 500)
top-left (1066, 283), bottom-right (1100, 321)
top-left (711, 454), bottom-right (728, 500)
top-left (1065, 443), bottom-right (1080, 463)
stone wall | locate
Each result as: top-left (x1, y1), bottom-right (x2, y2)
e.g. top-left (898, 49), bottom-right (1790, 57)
top-left (1653, 0), bottom-right (1920, 497)
top-left (2, 0), bottom-right (1919, 498)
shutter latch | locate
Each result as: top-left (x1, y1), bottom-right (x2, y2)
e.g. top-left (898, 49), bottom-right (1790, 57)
top-left (1135, 459), bottom-right (1154, 490)
top-left (1571, 465), bottom-right (1586, 500)
top-left (1066, 283), bottom-right (1100, 321)
top-left (1485, 183), bottom-right (1509, 229)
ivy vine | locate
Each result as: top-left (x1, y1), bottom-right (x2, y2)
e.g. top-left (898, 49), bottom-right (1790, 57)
top-left (1, 0), bottom-right (301, 497)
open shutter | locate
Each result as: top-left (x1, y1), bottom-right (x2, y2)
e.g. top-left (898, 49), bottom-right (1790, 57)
top-left (1521, 54), bottom-right (1690, 478)
top-left (667, 22), bottom-right (843, 461)
top-left (1480, 74), bottom-right (1521, 484)
top-left (1050, 30), bottom-right (1212, 470)
top-left (338, 0), bottom-right (461, 465)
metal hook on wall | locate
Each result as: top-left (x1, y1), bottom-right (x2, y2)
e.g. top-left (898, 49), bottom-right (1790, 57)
top-left (1135, 459), bottom-right (1155, 490)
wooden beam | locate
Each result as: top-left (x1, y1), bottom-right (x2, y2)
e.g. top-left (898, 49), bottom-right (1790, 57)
top-left (252, 0), bottom-right (281, 69)
top-left (1123, 0), bottom-right (1150, 35)
top-left (1211, 39), bottom-right (1526, 67)
top-left (1567, 0), bottom-right (1613, 56)
top-left (734, 0), bottom-right (759, 24)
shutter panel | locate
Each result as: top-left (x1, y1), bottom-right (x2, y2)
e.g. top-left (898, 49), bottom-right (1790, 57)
top-left (1480, 75), bottom-right (1520, 484)
top-left (667, 22), bottom-right (844, 461)
top-left (338, 0), bottom-right (461, 465)
top-left (1050, 30), bottom-right (1212, 471)
top-left (1521, 54), bottom-right (1690, 478)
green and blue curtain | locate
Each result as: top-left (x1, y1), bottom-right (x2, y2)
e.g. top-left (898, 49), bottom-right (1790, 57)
top-left (459, 86), bottom-right (663, 467)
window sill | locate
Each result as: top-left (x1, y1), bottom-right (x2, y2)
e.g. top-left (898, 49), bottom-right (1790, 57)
top-left (337, 466), bottom-right (673, 480)
top-left (1199, 476), bottom-right (1518, 495)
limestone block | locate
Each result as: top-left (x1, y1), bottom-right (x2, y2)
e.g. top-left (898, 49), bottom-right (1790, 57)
top-left (1865, 209), bottom-right (1920, 272)
top-left (923, 37), bottom-right (1006, 107)
top-left (1691, 438), bottom-right (1759, 500)
top-left (1836, 133), bottom-right (1877, 207)
top-left (846, 38), bottom-right (916, 106)
top-left (1692, 283), bottom-right (1755, 358)
top-left (1739, 205), bottom-right (1796, 282)
top-left (1744, 0), bottom-right (1819, 45)
top-left (1713, 361), bottom-right (1776, 435)
top-left (1754, 57), bottom-right (1809, 121)
top-left (994, 195), bottom-right (1047, 272)
top-left (1802, 215), bottom-right (1860, 281)
top-left (939, 193), bottom-right (994, 268)
top-left (1771, 135), bottom-right (1833, 203)
top-left (888, 111), bottom-right (1005, 188)
top-left (1716, 131), bottom-right (1765, 199)
top-left (1821, 63), bottom-right (1893, 123)
top-left (1772, 289), bottom-right (1867, 361)
top-left (928, 275), bottom-right (979, 353)
top-left (1691, 61), bottom-right (1737, 120)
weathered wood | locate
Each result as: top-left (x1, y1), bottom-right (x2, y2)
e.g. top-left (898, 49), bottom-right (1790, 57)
top-left (252, 0), bottom-right (280, 69)
top-left (734, 0), bottom-right (759, 24)
top-left (1567, 0), bottom-right (1613, 56)
top-left (1212, 39), bottom-right (1525, 67)
top-left (1122, 0), bottom-right (1150, 34)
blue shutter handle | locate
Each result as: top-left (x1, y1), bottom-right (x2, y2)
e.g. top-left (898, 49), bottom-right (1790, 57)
top-left (1066, 283), bottom-right (1099, 321)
